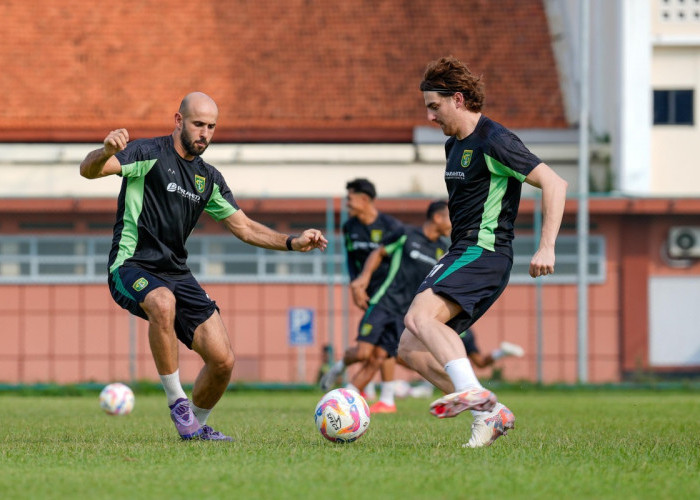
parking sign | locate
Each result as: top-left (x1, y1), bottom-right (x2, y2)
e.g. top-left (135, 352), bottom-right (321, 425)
top-left (288, 308), bottom-right (314, 346)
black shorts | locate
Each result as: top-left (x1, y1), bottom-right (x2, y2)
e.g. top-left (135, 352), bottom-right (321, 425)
top-left (356, 305), bottom-right (404, 357)
top-left (416, 243), bottom-right (512, 333)
top-left (108, 266), bottom-right (219, 349)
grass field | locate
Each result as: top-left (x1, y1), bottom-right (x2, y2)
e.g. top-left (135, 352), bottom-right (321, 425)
top-left (1, 387), bottom-right (699, 499)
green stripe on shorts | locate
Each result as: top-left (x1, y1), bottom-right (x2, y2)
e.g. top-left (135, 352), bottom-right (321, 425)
top-left (434, 246), bottom-right (483, 284)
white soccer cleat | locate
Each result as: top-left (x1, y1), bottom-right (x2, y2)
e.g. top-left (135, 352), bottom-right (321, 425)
top-left (463, 403), bottom-right (515, 448)
top-left (429, 388), bottom-right (497, 418)
top-left (500, 341), bottom-right (525, 358)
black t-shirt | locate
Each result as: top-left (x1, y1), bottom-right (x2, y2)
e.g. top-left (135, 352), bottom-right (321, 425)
top-left (444, 115), bottom-right (540, 259)
top-left (342, 212), bottom-right (403, 296)
top-left (109, 135), bottom-right (239, 275)
top-left (371, 225), bottom-right (448, 315)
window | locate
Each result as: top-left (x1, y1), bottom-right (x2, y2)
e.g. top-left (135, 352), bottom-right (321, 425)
top-left (659, 0), bottom-right (700, 22)
top-left (0, 234), bottom-right (605, 285)
top-left (654, 89), bottom-right (694, 125)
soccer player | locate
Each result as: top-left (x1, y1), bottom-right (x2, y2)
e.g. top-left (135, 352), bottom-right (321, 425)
top-left (319, 178), bottom-right (403, 398)
top-left (79, 92), bottom-right (327, 441)
top-left (398, 56), bottom-right (568, 448)
top-left (346, 200), bottom-right (452, 413)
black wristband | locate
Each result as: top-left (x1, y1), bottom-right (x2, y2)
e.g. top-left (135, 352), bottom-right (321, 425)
top-left (285, 235), bottom-right (295, 251)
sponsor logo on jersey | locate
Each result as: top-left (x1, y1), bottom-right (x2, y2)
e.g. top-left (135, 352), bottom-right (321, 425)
top-left (360, 323), bottom-right (373, 336)
top-left (195, 175), bottom-right (206, 193)
top-left (166, 182), bottom-right (201, 203)
top-left (445, 171), bottom-right (465, 180)
top-left (370, 229), bottom-right (383, 243)
top-left (461, 150), bottom-right (473, 168)
top-left (132, 277), bottom-right (148, 291)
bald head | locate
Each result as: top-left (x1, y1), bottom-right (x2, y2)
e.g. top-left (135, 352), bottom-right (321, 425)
top-left (173, 92), bottom-right (218, 159)
top-left (179, 92), bottom-right (218, 119)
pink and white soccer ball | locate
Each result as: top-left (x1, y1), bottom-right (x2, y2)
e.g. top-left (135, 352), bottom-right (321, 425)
top-left (314, 388), bottom-right (370, 443)
top-left (99, 383), bottom-right (135, 416)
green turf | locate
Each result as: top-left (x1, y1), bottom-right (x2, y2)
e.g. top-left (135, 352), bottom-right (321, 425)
top-left (1, 389), bottom-right (699, 499)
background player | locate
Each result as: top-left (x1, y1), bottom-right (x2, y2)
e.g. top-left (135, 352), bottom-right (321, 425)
top-left (343, 200), bottom-right (451, 413)
top-left (320, 178), bottom-right (403, 400)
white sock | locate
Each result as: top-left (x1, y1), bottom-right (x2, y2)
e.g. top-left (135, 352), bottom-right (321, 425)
top-left (444, 358), bottom-right (483, 392)
top-left (160, 370), bottom-right (188, 406)
top-left (379, 381), bottom-right (395, 406)
top-left (346, 383), bottom-right (360, 393)
top-left (332, 360), bottom-right (345, 373)
top-left (191, 403), bottom-right (211, 426)
top-left (491, 348), bottom-right (505, 360)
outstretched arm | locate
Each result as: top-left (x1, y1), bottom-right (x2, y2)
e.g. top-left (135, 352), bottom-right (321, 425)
top-left (222, 209), bottom-right (327, 252)
top-left (524, 162), bottom-right (568, 278)
top-left (80, 129), bottom-right (129, 179)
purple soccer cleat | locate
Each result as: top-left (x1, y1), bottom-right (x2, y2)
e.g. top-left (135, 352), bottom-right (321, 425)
top-left (169, 398), bottom-right (203, 440)
top-left (199, 425), bottom-right (233, 442)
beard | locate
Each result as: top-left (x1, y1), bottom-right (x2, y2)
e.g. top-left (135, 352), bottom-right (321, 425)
top-left (180, 128), bottom-right (209, 157)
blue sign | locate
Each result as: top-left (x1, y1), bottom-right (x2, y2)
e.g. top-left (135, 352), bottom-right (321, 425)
top-left (288, 308), bottom-right (314, 346)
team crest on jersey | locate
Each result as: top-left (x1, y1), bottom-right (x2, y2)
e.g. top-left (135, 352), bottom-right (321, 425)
top-left (436, 248), bottom-right (445, 260)
top-left (360, 323), bottom-right (373, 336)
top-left (461, 150), bottom-right (473, 168)
top-left (370, 229), bottom-right (383, 243)
top-left (194, 175), bottom-right (206, 193)
top-left (132, 277), bottom-right (148, 292)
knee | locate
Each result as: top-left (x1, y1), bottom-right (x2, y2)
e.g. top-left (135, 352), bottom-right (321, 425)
top-left (210, 350), bottom-right (235, 378)
top-left (403, 310), bottom-right (420, 335)
top-left (142, 289), bottom-right (176, 325)
top-left (368, 351), bottom-right (387, 368)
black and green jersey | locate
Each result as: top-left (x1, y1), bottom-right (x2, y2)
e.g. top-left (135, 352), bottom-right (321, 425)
top-left (369, 225), bottom-right (448, 315)
top-left (444, 115), bottom-right (540, 259)
top-left (108, 135), bottom-right (239, 275)
top-left (342, 212), bottom-right (403, 295)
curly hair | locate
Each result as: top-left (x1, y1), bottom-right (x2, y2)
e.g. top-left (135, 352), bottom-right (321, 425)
top-left (419, 56), bottom-right (485, 112)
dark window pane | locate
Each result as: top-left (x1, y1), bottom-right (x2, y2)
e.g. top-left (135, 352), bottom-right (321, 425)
top-left (654, 90), bottom-right (670, 124)
top-left (675, 90), bottom-right (694, 124)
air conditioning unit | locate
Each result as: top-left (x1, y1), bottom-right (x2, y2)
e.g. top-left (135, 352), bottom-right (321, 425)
top-left (668, 226), bottom-right (700, 259)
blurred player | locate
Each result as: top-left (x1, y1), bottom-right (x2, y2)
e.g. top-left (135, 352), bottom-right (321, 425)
top-left (319, 178), bottom-right (403, 399)
top-left (344, 200), bottom-right (451, 413)
top-left (398, 56), bottom-right (567, 447)
top-left (80, 92), bottom-right (327, 441)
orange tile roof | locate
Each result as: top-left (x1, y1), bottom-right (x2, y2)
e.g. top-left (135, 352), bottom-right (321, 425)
top-left (1, 0), bottom-right (566, 142)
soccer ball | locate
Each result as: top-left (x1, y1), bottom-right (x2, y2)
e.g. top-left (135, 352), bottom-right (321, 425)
top-left (314, 388), bottom-right (370, 443)
top-left (99, 383), bottom-right (135, 416)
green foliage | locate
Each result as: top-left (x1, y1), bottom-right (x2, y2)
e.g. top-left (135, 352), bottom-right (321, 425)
top-left (1, 390), bottom-right (699, 499)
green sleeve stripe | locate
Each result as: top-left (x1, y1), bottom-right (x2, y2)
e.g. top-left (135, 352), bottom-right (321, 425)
top-left (121, 159), bottom-right (158, 178)
top-left (205, 183), bottom-right (238, 221)
top-left (369, 235), bottom-right (407, 305)
top-left (109, 174), bottom-right (147, 273)
top-left (484, 153), bottom-right (526, 182)
top-left (383, 235), bottom-right (404, 255)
